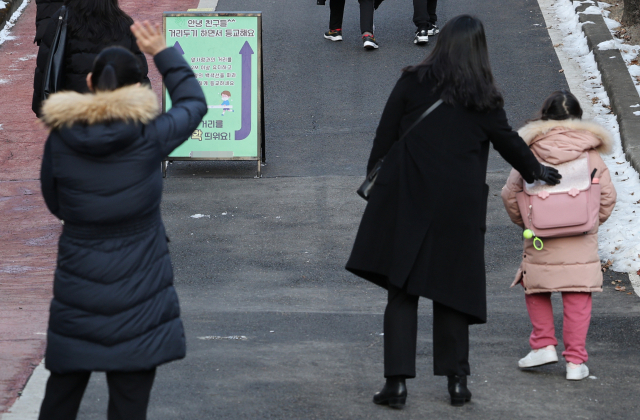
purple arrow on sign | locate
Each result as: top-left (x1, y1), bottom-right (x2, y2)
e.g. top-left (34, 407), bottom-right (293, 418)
top-left (174, 41), bottom-right (184, 55)
top-left (235, 41), bottom-right (254, 141)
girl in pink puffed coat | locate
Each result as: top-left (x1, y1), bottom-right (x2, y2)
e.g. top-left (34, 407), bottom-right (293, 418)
top-left (501, 90), bottom-right (617, 381)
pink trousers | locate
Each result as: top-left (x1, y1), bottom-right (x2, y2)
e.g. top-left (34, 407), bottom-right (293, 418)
top-left (525, 292), bottom-right (592, 364)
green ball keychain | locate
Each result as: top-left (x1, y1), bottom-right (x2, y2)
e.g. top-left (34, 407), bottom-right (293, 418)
top-left (523, 229), bottom-right (544, 250)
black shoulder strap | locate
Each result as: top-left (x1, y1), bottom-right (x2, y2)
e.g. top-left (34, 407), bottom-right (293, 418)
top-left (398, 99), bottom-right (443, 142)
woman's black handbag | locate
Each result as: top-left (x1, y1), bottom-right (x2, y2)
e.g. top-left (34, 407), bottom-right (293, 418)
top-left (357, 99), bottom-right (443, 200)
top-left (42, 6), bottom-right (68, 101)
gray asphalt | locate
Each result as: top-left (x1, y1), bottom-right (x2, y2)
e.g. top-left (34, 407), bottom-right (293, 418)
top-left (75, 0), bottom-right (640, 419)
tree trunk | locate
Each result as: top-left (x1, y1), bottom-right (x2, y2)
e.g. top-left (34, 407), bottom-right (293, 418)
top-left (623, 0), bottom-right (640, 26)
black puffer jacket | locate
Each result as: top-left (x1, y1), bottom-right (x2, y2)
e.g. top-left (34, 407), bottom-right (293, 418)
top-left (32, 7), bottom-right (150, 116)
top-left (39, 47), bottom-right (207, 373)
top-left (34, 0), bottom-right (64, 45)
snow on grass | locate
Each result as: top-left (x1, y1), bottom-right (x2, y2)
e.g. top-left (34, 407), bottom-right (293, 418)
top-left (546, 0), bottom-right (640, 273)
top-left (0, 0), bottom-right (29, 46)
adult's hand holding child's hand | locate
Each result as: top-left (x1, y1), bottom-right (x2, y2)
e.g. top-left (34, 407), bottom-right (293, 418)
top-left (131, 21), bottom-right (166, 56)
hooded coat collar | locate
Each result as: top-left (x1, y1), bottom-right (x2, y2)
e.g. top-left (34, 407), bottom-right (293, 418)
top-left (41, 84), bottom-right (159, 129)
top-left (40, 85), bottom-right (160, 156)
top-left (517, 119), bottom-right (613, 165)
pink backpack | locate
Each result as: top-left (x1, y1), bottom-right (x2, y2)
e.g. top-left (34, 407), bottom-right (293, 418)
top-left (515, 152), bottom-right (600, 239)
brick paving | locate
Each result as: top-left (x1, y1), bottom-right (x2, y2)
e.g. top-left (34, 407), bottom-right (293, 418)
top-left (0, 0), bottom-right (198, 413)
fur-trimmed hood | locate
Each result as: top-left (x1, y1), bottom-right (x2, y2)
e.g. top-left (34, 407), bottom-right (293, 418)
top-left (41, 84), bottom-right (159, 129)
top-left (517, 119), bottom-right (613, 165)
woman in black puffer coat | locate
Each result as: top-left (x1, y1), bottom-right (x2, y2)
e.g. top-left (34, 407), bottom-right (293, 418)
top-left (34, 0), bottom-right (64, 46)
top-left (32, 0), bottom-right (149, 116)
top-left (37, 21), bottom-right (207, 420)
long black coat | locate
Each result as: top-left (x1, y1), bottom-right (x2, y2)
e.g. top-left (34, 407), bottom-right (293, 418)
top-left (32, 7), bottom-right (150, 116)
top-left (345, 72), bottom-right (540, 324)
top-left (34, 0), bottom-right (64, 45)
top-left (39, 47), bottom-right (207, 373)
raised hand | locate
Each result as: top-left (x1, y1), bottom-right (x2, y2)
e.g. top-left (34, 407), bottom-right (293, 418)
top-left (131, 20), bottom-right (166, 56)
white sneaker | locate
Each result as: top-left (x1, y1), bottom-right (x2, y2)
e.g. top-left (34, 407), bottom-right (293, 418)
top-left (566, 362), bottom-right (589, 380)
top-left (414, 29), bottom-right (429, 44)
top-left (518, 345), bottom-right (558, 368)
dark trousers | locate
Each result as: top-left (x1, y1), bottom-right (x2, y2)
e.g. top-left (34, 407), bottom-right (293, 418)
top-left (38, 369), bottom-right (156, 420)
top-left (384, 283), bottom-right (470, 378)
top-left (413, 0), bottom-right (438, 28)
top-left (329, 0), bottom-right (375, 34)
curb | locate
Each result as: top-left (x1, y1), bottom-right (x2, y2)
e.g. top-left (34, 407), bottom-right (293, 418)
top-left (576, 1), bottom-right (640, 176)
top-left (0, 0), bottom-right (25, 33)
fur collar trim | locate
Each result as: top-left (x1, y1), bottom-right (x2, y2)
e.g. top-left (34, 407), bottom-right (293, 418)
top-left (41, 85), bottom-right (159, 129)
top-left (517, 119), bottom-right (613, 154)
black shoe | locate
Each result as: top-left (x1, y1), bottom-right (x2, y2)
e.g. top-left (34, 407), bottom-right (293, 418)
top-left (373, 377), bottom-right (407, 409)
top-left (362, 33), bottom-right (379, 50)
top-left (447, 375), bottom-right (472, 407)
top-left (427, 23), bottom-right (440, 36)
top-left (324, 28), bottom-right (343, 41)
top-left (414, 29), bottom-right (428, 45)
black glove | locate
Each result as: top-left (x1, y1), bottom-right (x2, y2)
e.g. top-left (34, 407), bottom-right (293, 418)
top-left (536, 164), bottom-right (562, 185)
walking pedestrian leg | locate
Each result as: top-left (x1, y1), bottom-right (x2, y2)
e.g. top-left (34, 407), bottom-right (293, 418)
top-left (358, 0), bottom-right (375, 34)
top-left (383, 284), bottom-right (419, 378)
top-left (106, 369), bottom-right (157, 420)
top-left (329, 0), bottom-right (346, 30)
top-left (525, 292), bottom-right (559, 349)
top-left (432, 301), bottom-right (470, 376)
top-left (38, 371), bottom-right (91, 420)
top-left (561, 292), bottom-right (592, 364)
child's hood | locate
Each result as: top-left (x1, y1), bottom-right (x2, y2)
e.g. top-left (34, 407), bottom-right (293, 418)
top-left (517, 119), bottom-right (613, 165)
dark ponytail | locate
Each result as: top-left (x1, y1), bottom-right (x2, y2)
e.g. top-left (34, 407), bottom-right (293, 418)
top-left (532, 89), bottom-right (583, 122)
top-left (91, 46), bottom-right (143, 92)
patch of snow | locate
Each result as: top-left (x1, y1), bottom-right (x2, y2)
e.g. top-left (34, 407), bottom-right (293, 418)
top-left (197, 335), bottom-right (247, 340)
top-left (604, 17), bottom-right (620, 30)
top-left (598, 40), bottom-right (616, 50)
top-left (0, 0), bottom-right (30, 46)
top-left (190, 214), bottom-right (210, 218)
top-left (629, 273), bottom-right (640, 296)
top-left (630, 104), bottom-right (640, 108)
top-left (18, 54), bottom-right (36, 61)
top-left (0, 265), bottom-right (35, 274)
top-left (634, 111), bottom-right (640, 116)
top-left (579, 5), bottom-right (602, 15)
top-left (545, 0), bottom-right (640, 274)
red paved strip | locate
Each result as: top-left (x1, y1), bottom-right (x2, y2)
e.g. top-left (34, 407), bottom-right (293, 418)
top-left (0, 0), bottom-right (198, 413)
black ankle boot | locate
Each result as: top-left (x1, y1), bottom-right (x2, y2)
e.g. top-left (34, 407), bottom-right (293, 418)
top-left (373, 376), bottom-right (407, 409)
top-left (447, 375), bottom-right (472, 406)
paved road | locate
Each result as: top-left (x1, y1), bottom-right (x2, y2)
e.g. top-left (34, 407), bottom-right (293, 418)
top-left (4, 0), bottom-right (640, 418)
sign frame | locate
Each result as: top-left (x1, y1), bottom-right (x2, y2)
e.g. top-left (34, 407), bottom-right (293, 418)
top-left (162, 11), bottom-right (265, 178)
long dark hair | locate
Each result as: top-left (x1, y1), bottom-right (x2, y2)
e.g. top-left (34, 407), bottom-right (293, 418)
top-left (532, 89), bottom-right (583, 121)
top-left (403, 15), bottom-right (503, 111)
top-left (91, 47), bottom-right (142, 91)
top-left (64, 0), bottom-right (134, 42)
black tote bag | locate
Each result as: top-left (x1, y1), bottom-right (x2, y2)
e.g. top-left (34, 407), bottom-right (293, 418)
top-left (42, 6), bottom-right (68, 101)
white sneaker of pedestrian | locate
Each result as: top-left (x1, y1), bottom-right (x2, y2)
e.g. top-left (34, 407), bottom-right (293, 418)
top-left (518, 345), bottom-right (558, 368)
top-left (566, 362), bottom-right (589, 380)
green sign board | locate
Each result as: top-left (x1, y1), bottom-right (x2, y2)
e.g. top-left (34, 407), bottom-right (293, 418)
top-left (163, 12), bottom-right (264, 176)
